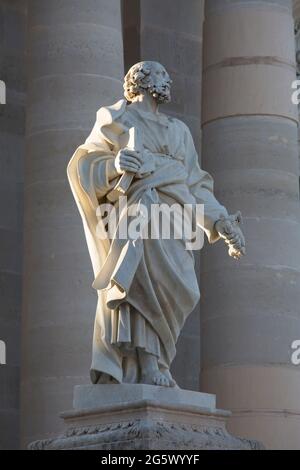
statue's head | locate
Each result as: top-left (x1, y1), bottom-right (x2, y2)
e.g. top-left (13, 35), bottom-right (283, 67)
top-left (124, 61), bottom-right (172, 104)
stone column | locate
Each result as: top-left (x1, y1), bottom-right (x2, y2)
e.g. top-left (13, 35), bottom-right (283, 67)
top-left (21, 0), bottom-right (124, 448)
top-left (294, 0), bottom-right (300, 64)
top-left (137, 0), bottom-right (205, 390)
top-left (294, 0), bottom-right (300, 70)
top-left (201, 0), bottom-right (300, 449)
top-left (0, 0), bottom-right (26, 450)
top-left (294, 0), bottom-right (300, 172)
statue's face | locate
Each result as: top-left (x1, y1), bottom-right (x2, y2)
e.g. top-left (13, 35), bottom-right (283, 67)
top-left (148, 62), bottom-right (172, 104)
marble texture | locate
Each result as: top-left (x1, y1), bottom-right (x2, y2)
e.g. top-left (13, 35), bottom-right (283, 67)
top-left (68, 61), bottom-right (245, 389)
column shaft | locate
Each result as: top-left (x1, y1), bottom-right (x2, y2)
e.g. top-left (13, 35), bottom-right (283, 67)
top-left (0, 0), bottom-right (26, 450)
top-left (294, 0), bottom-right (300, 172)
top-left (201, 0), bottom-right (300, 449)
top-left (21, 0), bottom-right (124, 447)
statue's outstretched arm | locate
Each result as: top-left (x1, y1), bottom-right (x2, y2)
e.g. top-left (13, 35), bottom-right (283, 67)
top-left (184, 125), bottom-right (245, 258)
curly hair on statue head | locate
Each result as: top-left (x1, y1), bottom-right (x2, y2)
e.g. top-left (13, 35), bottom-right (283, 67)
top-left (123, 61), bottom-right (171, 104)
top-left (123, 61), bottom-right (153, 102)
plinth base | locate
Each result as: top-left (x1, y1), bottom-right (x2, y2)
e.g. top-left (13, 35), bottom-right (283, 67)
top-left (29, 384), bottom-right (262, 450)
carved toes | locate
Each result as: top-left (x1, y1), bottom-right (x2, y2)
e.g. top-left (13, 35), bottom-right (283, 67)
top-left (152, 371), bottom-right (170, 387)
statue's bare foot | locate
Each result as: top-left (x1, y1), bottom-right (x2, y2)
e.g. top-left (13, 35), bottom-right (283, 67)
top-left (140, 369), bottom-right (171, 387)
top-left (162, 368), bottom-right (177, 388)
top-left (138, 349), bottom-right (171, 387)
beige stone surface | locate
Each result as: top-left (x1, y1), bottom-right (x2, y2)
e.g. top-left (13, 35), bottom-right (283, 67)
top-left (201, 0), bottom-right (300, 450)
top-left (203, 1), bottom-right (297, 124)
top-left (73, 384), bottom-right (216, 410)
top-left (294, 0), bottom-right (300, 20)
top-left (20, 0), bottom-right (124, 449)
top-left (29, 385), bottom-right (262, 450)
top-left (204, 6), bottom-right (295, 67)
top-left (203, 65), bottom-right (298, 124)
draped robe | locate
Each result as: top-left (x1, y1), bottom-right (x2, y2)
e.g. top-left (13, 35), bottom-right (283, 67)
top-left (67, 99), bottom-right (228, 384)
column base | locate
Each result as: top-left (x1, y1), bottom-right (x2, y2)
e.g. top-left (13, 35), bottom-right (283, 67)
top-left (29, 384), bottom-right (262, 450)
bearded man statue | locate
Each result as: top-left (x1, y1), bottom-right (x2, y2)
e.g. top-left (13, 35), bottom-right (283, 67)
top-left (67, 61), bottom-right (245, 388)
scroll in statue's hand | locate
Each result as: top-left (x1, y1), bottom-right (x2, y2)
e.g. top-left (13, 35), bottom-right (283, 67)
top-left (215, 211), bottom-right (246, 260)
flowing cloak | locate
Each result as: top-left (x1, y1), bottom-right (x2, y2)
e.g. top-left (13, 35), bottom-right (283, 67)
top-left (67, 99), bottom-right (228, 384)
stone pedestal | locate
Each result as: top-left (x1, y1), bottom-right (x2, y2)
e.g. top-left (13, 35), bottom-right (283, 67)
top-left (29, 385), bottom-right (261, 450)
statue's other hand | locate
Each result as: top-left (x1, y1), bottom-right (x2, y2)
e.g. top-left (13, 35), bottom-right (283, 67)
top-left (215, 211), bottom-right (246, 260)
top-left (114, 149), bottom-right (142, 175)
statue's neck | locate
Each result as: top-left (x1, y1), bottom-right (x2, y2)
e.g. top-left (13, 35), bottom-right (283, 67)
top-left (129, 94), bottom-right (159, 115)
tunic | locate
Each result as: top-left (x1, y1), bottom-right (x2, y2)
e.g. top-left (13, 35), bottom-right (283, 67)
top-left (67, 99), bottom-right (228, 384)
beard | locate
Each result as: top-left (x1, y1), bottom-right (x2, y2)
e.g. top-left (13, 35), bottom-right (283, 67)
top-left (148, 82), bottom-right (171, 104)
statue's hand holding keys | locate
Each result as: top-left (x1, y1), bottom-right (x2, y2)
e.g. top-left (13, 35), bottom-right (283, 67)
top-left (215, 211), bottom-right (246, 260)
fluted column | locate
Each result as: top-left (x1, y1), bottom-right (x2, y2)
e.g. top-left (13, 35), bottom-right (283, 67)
top-left (0, 0), bottom-right (26, 450)
top-left (201, 0), bottom-right (300, 449)
top-left (21, 0), bottom-right (124, 447)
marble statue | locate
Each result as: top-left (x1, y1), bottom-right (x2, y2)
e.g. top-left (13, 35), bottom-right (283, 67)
top-left (67, 61), bottom-right (245, 388)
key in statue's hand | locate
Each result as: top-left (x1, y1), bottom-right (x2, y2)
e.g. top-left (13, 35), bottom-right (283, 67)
top-left (215, 211), bottom-right (246, 260)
